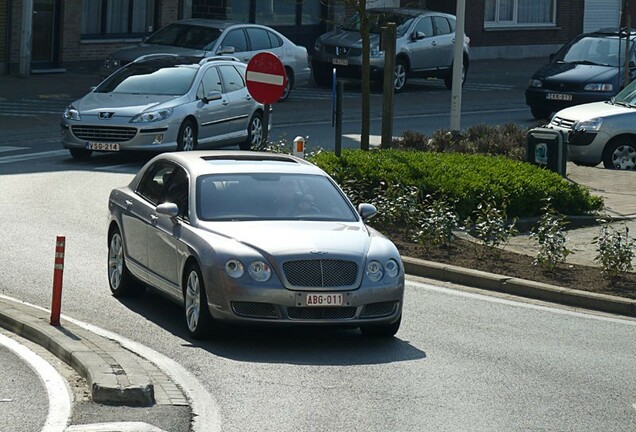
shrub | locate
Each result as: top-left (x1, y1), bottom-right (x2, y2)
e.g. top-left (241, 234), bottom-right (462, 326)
top-left (412, 195), bottom-right (460, 248)
top-left (465, 194), bottom-right (518, 251)
top-left (530, 199), bottom-right (572, 271)
top-left (310, 149), bottom-right (603, 221)
top-left (593, 221), bottom-right (635, 278)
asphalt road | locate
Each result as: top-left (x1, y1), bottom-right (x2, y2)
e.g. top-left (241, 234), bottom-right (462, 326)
top-left (0, 165), bottom-right (635, 431)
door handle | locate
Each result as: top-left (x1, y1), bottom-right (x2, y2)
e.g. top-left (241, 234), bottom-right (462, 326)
top-left (150, 214), bottom-right (159, 225)
top-left (431, 41), bottom-right (437, 46)
top-left (222, 99), bottom-right (229, 105)
top-left (125, 200), bottom-right (133, 209)
top-left (245, 95), bottom-right (252, 100)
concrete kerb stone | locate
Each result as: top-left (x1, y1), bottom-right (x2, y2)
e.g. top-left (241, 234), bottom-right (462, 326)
top-left (402, 256), bottom-right (636, 318)
top-left (0, 297), bottom-right (155, 406)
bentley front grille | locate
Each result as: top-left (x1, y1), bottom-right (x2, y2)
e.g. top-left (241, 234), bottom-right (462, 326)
top-left (72, 125), bottom-right (137, 142)
top-left (283, 259), bottom-right (358, 287)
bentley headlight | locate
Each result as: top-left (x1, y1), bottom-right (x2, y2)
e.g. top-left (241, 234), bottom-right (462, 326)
top-left (225, 259), bottom-right (244, 278)
top-left (248, 260), bottom-right (271, 282)
top-left (529, 79), bottom-right (542, 88)
top-left (63, 105), bottom-right (81, 121)
top-left (385, 259), bottom-right (399, 278)
top-left (130, 108), bottom-right (173, 123)
top-left (366, 260), bottom-right (384, 282)
top-left (574, 117), bottom-right (603, 132)
top-left (584, 83), bottom-right (613, 92)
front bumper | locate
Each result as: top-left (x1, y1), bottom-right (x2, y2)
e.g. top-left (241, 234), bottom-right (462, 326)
top-left (525, 88), bottom-right (615, 114)
top-left (312, 50), bottom-right (385, 81)
top-left (550, 124), bottom-right (608, 166)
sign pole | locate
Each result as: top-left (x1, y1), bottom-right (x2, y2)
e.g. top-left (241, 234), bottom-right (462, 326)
top-left (262, 104), bottom-right (270, 148)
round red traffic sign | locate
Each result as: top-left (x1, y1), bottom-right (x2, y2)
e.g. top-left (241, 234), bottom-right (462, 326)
top-left (245, 52), bottom-right (287, 105)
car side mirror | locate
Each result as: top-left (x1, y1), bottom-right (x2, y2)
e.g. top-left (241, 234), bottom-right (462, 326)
top-left (412, 31), bottom-right (426, 41)
top-left (218, 46), bottom-right (235, 55)
top-left (358, 203), bottom-right (377, 221)
top-left (202, 91), bottom-right (223, 104)
top-left (156, 202), bottom-right (179, 220)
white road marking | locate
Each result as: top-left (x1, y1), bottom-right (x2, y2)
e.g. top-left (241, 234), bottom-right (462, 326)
top-left (408, 278), bottom-right (636, 326)
top-left (66, 422), bottom-right (166, 432)
top-left (0, 332), bottom-right (71, 432)
top-left (0, 146), bottom-right (26, 153)
top-left (0, 294), bottom-right (221, 432)
top-left (246, 71), bottom-right (284, 86)
top-left (0, 150), bottom-right (67, 164)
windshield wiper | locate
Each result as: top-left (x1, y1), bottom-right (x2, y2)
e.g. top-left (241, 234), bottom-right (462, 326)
top-left (571, 60), bottom-right (609, 66)
top-left (612, 99), bottom-right (633, 107)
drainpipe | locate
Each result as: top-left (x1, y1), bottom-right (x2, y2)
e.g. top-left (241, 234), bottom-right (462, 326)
top-left (19, 0), bottom-right (33, 78)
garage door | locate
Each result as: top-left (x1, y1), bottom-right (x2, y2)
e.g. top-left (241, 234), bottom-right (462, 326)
top-left (584, 0), bottom-right (621, 33)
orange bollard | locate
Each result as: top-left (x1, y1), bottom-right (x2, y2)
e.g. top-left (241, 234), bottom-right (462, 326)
top-left (50, 236), bottom-right (65, 326)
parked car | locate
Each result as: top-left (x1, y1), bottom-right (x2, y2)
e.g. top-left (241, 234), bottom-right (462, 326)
top-left (62, 55), bottom-right (267, 159)
top-left (548, 78), bottom-right (636, 170)
top-left (107, 151), bottom-right (405, 339)
top-left (312, 7), bottom-right (470, 92)
top-left (99, 19), bottom-right (311, 101)
top-left (526, 28), bottom-right (636, 120)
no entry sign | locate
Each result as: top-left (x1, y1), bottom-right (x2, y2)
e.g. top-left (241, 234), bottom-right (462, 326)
top-left (245, 52), bottom-right (287, 105)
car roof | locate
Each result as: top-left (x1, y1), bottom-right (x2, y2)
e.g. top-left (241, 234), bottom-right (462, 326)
top-left (367, 7), bottom-right (449, 18)
top-left (169, 18), bottom-right (239, 31)
top-left (155, 151), bottom-right (326, 177)
top-left (588, 27), bottom-right (636, 38)
top-left (132, 54), bottom-right (243, 68)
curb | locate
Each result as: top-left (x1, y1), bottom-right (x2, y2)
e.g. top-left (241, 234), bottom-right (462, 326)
top-left (0, 297), bottom-right (155, 406)
top-left (403, 256), bottom-right (636, 317)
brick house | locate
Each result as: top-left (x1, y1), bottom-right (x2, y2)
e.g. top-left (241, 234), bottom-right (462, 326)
top-left (1, 0), bottom-right (635, 75)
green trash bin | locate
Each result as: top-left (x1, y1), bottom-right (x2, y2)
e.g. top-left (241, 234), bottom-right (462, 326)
top-left (526, 127), bottom-right (568, 176)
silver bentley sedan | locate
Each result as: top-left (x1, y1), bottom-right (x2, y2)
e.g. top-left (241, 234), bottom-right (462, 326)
top-left (107, 151), bottom-right (404, 339)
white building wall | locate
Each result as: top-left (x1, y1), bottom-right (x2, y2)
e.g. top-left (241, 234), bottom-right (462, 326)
top-left (584, 0), bottom-right (621, 33)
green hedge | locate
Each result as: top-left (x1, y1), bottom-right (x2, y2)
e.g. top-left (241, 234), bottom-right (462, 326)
top-left (309, 149), bottom-right (603, 220)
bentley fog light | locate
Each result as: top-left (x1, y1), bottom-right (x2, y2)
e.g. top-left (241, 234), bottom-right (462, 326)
top-left (248, 260), bottom-right (271, 282)
top-left (366, 260), bottom-right (384, 282)
top-left (225, 259), bottom-right (244, 278)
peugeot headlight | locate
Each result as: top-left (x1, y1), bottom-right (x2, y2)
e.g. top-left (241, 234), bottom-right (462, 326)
top-left (63, 105), bottom-right (81, 121)
top-left (366, 260), bottom-right (384, 282)
top-left (225, 259), bottom-right (244, 278)
top-left (584, 83), bottom-right (613, 92)
top-left (574, 117), bottom-right (603, 132)
top-left (385, 259), bottom-right (400, 278)
top-left (529, 79), bottom-right (543, 88)
top-left (130, 108), bottom-right (173, 123)
top-left (248, 260), bottom-right (271, 282)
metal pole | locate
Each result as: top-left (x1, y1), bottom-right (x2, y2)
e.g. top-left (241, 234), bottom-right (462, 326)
top-left (625, 15), bottom-right (631, 87)
top-left (450, 0), bottom-right (466, 133)
top-left (261, 104), bottom-right (270, 148)
top-left (381, 23), bottom-right (396, 149)
top-left (19, 0), bottom-right (33, 78)
top-left (335, 80), bottom-right (343, 157)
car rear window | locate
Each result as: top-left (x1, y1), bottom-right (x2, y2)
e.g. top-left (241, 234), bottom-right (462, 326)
top-left (146, 23), bottom-right (222, 50)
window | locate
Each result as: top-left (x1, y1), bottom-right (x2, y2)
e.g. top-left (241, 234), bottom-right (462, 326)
top-left (433, 16), bottom-right (452, 35)
top-left (219, 65), bottom-right (245, 93)
top-left (246, 28), bottom-right (271, 51)
top-left (485, 0), bottom-right (556, 27)
top-left (138, 163), bottom-right (176, 205)
top-left (198, 67), bottom-right (222, 99)
top-left (82, 0), bottom-right (157, 38)
top-left (221, 29), bottom-right (248, 53)
top-left (415, 17), bottom-right (433, 37)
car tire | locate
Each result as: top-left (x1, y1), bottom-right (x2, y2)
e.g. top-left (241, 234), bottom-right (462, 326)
top-left (360, 315), bottom-right (401, 338)
top-left (530, 108), bottom-right (552, 120)
top-left (177, 119), bottom-right (197, 152)
top-left (444, 61), bottom-right (467, 90)
top-left (313, 68), bottom-right (331, 87)
top-left (183, 263), bottom-right (213, 340)
top-left (602, 139), bottom-right (636, 170)
top-left (70, 148), bottom-right (92, 160)
top-left (279, 68), bottom-right (293, 102)
top-left (108, 228), bottom-right (143, 297)
top-left (241, 112), bottom-right (263, 150)
top-left (394, 60), bottom-right (408, 92)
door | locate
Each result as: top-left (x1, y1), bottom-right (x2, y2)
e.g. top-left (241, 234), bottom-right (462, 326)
top-left (218, 64), bottom-right (253, 139)
top-left (195, 66), bottom-right (229, 145)
top-left (32, 0), bottom-right (61, 69)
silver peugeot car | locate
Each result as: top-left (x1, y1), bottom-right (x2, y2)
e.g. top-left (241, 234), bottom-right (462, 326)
top-left (99, 19), bottom-right (311, 101)
top-left (107, 151), bottom-right (404, 339)
top-left (62, 55), bottom-right (267, 159)
top-left (313, 7), bottom-right (470, 92)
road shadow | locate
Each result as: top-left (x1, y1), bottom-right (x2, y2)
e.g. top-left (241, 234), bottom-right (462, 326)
top-left (117, 288), bottom-right (427, 366)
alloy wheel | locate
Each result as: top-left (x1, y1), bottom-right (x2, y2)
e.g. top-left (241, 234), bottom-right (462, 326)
top-left (181, 125), bottom-right (195, 151)
top-left (185, 270), bottom-right (201, 332)
top-left (250, 116), bottom-right (263, 147)
top-left (108, 233), bottom-right (123, 290)
top-left (394, 63), bottom-right (406, 91)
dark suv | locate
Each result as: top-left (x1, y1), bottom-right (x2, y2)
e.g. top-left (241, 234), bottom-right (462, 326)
top-left (525, 28), bottom-right (636, 119)
top-left (312, 8), bottom-right (470, 92)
